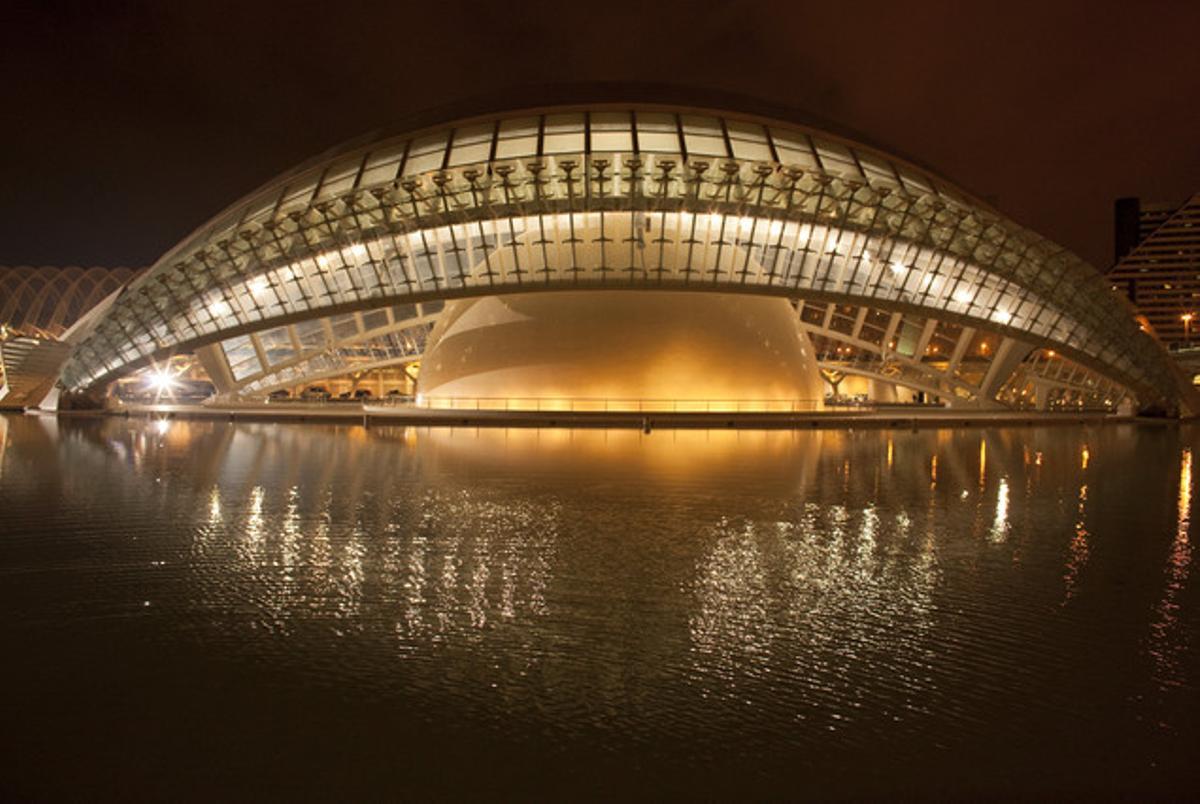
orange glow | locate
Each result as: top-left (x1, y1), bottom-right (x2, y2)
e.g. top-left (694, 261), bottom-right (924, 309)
top-left (978, 439), bottom-right (986, 488)
top-left (1081, 445), bottom-right (1090, 470)
top-left (418, 291), bottom-right (826, 412)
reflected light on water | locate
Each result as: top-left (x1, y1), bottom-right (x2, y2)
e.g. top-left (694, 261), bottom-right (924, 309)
top-left (1149, 448), bottom-right (1194, 689)
top-left (1063, 483), bottom-right (1090, 603)
top-left (978, 438), bottom-right (987, 489)
top-left (990, 477), bottom-right (1010, 542)
top-left (4, 413), bottom-right (1199, 796)
top-left (207, 486), bottom-right (221, 524)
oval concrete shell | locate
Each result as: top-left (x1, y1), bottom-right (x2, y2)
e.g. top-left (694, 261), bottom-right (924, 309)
top-left (417, 290), bottom-right (825, 411)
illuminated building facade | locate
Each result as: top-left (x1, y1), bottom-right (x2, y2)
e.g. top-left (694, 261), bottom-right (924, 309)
top-left (1109, 193), bottom-right (1200, 347)
top-left (4, 103), bottom-right (1194, 414)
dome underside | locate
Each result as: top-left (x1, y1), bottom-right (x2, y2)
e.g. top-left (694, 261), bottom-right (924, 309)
top-left (418, 291), bottom-right (825, 411)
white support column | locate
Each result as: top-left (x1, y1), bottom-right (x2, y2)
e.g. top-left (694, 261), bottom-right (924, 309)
top-left (881, 312), bottom-right (902, 354)
top-left (194, 343), bottom-right (236, 394)
top-left (914, 319), bottom-right (938, 358)
top-left (946, 326), bottom-right (975, 376)
top-left (980, 336), bottom-right (1034, 401)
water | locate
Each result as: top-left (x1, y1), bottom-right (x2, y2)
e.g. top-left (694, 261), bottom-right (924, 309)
top-left (0, 413), bottom-right (1196, 800)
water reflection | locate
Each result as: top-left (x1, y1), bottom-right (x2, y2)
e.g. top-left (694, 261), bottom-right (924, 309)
top-left (1062, 482), bottom-right (1090, 603)
top-left (1, 413), bottom-right (1197, 795)
top-left (1149, 447), bottom-right (1194, 689)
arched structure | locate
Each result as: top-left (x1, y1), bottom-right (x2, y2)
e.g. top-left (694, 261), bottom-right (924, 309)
top-left (1, 267), bottom-right (137, 338)
top-left (43, 104), bottom-right (1193, 413)
top-left (1, 266), bottom-right (138, 409)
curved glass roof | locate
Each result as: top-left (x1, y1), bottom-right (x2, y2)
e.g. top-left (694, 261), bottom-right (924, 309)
top-left (0, 266), bottom-right (137, 338)
top-left (57, 104), bottom-right (1182, 407)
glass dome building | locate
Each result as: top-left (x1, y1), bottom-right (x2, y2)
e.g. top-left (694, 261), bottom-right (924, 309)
top-left (11, 99), bottom-right (1193, 414)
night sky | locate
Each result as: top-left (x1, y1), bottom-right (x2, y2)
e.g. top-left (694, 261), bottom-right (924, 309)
top-left (2, 0), bottom-right (1198, 270)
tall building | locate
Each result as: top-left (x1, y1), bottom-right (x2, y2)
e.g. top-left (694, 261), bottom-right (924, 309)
top-left (1109, 193), bottom-right (1200, 346)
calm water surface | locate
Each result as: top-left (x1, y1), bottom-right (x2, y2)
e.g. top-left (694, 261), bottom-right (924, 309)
top-left (0, 413), bottom-right (1197, 800)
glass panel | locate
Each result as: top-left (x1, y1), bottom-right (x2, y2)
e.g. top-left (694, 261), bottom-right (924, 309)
top-left (682, 115), bottom-right (727, 157)
top-left (498, 117), bottom-right (538, 138)
top-left (258, 326), bottom-right (296, 366)
top-left (592, 130), bottom-right (632, 152)
top-left (591, 113), bottom-right (632, 152)
top-left (391, 303), bottom-right (418, 322)
top-left (769, 129), bottom-right (819, 170)
top-left (360, 142), bottom-right (407, 186)
top-left (638, 131), bottom-right (680, 152)
top-left (812, 137), bottom-right (862, 179)
top-left (543, 131), bottom-right (585, 154)
top-left (799, 301), bottom-right (827, 327)
top-left (403, 132), bottom-right (448, 175)
top-left (925, 320), bottom-right (962, 359)
top-left (727, 120), bottom-right (772, 161)
top-left (828, 304), bottom-right (858, 336)
top-left (448, 124), bottom-right (494, 167)
top-left (893, 314), bottom-right (926, 357)
top-left (331, 313), bottom-right (358, 340)
top-left (854, 149), bottom-right (897, 186)
top-left (362, 308), bottom-right (389, 332)
top-left (222, 335), bottom-right (260, 381)
top-left (636, 113), bottom-right (679, 153)
top-left (315, 155), bottom-right (363, 200)
top-left (294, 318), bottom-right (327, 350)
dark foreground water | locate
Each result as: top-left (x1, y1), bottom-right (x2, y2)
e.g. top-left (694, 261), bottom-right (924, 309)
top-left (0, 413), bottom-right (1197, 800)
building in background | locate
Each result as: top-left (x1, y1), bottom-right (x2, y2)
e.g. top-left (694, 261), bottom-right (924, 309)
top-left (0, 266), bottom-right (137, 409)
top-left (1109, 193), bottom-right (1200, 347)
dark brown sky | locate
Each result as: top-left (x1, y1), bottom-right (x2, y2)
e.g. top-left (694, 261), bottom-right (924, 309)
top-left (2, 0), bottom-right (1198, 270)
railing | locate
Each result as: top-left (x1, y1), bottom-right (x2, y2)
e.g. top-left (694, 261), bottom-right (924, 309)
top-left (370, 396), bottom-right (825, 413)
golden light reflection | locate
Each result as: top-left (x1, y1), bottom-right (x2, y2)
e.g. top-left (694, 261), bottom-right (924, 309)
top-left (978, 439), bottom-right (987, 489)
top-left (413, 426), bottom-right (820, 485)
top-left (930, 454), bottom-right (938, 489)
top-left (246, 486), bottom-right (265, 544)
top-left (990, 476), bottom-right (1010, 542)
top-left (1062, 483), bottom-right (1089, 603)
top-left (1148, 448), bottom-right (1194, 688)
top-left (689, 510), bottom-right (939, 700)
top-left (208, 486), bottom-right (222, 525)
top-left (886, 437), bottom-right (894, 471)
top-left (1081, 445), bottom-right (1090, 470)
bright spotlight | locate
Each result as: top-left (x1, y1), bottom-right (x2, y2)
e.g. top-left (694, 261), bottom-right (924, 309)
top-left (146, 369), bottom-right (178, 395)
